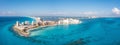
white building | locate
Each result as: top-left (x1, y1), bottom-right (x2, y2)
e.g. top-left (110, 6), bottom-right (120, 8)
top-left (31, 21), bottom-right (34, 25)
top-left (25, 21), bottom-right (29, 25)
top-left (16, 21), bottom-right (19, 26)
top-left (58, 18), bottom-right (81, 25)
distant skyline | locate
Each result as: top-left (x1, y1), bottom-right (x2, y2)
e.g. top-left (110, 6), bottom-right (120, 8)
top-left (0, 0), bottom-right (120, 17)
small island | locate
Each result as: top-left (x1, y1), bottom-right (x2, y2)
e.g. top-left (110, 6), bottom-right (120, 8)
top-left (13, 17), bottom-right (81, 37)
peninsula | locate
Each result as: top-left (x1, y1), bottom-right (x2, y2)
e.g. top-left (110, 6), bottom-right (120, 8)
top-left (13, 17), bottom-right (81, 37)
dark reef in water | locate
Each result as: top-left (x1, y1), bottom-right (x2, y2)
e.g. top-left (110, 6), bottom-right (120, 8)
top-left (66, 38), bottom-right (87, 45)
top-left (66, 36), bottom-right (93, 45)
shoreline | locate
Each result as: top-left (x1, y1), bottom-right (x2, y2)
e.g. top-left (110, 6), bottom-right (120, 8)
top-left (13, 26), bottom-right (29, 37)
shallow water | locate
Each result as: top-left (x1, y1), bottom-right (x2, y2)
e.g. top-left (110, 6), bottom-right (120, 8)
top-left (0, 16), bottom-right (120, 45)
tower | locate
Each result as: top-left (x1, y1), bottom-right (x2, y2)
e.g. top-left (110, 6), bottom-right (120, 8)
top-left (31, 21), bottom-right (34, 25)
top-left (16, 21), bottom-right (19, 26)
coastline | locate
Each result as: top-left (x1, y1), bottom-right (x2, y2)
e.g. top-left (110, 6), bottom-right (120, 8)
top-left (13, 26), bottom-right (29, 37)
top-left (13, 24), bottom-right (57, 37)
top-left (12, 17), bottom-right (81, 37)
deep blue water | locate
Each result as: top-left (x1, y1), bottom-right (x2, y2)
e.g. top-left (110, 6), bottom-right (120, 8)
top-left (0, 16), bottom-right (120, 45)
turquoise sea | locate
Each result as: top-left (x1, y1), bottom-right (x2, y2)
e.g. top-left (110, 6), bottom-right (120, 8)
top-left (0, 16), bottom-right (120, 45)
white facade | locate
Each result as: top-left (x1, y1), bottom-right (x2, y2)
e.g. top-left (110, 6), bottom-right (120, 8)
top-left (58, 18), bottom-right (81, 25)
top-left (31, 21), bottom-right (34, 25)
top-left (16, 21), bottom-right (19, 26)
top-left (25, 21), bottom-right (29, 25)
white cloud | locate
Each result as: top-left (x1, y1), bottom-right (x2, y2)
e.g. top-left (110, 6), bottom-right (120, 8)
top-left (0, 11), bottom-right (16, 15)
top-left (25, 11), bottom-right (98, 16)
top-left (0, 11), bottom-right (98, 16)
top-left (79, 11), bottom-right (97, 15)
top-left (112, 7), bottom-right (120, 15)
top-left (47, 11), bottom-right (97, 15)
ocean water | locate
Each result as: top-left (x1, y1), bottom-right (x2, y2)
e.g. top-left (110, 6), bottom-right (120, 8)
top-left (0, 16), bottom-right (120, 45)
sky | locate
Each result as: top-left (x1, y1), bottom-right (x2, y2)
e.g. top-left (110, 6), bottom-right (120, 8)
top-left (0, 0), bottom-right (120, 17)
